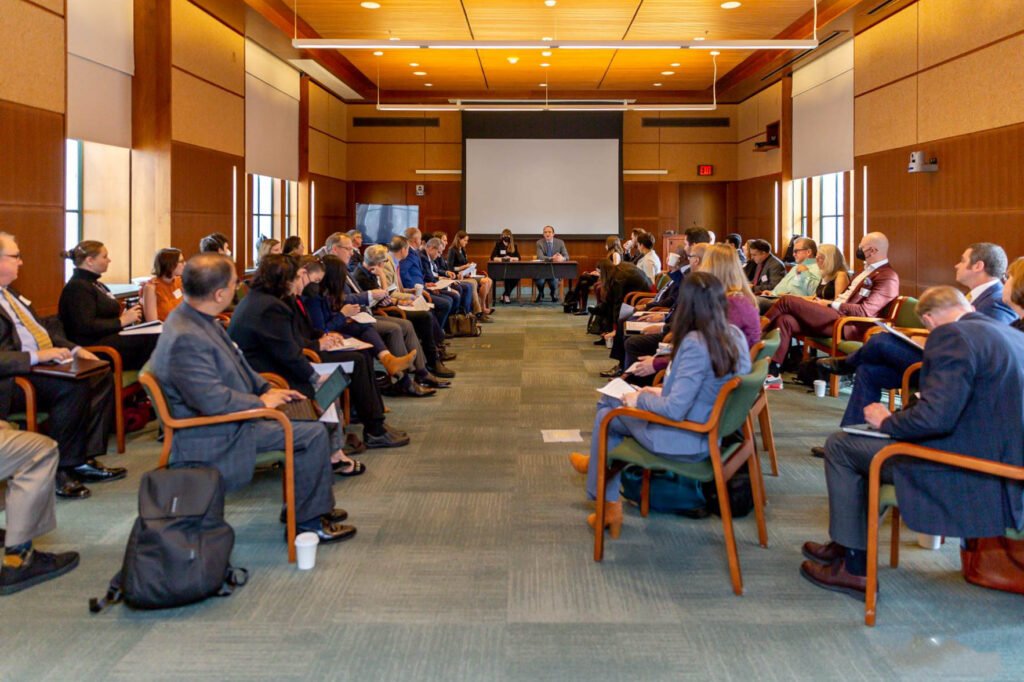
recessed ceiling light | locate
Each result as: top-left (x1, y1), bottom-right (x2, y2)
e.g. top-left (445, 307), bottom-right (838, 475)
top-left (507, 56), bottom-right (519, 64)
top-left (544, 0), bottom-right (557, 6)
top-left (389, 36), bottom-right (400, 41)
top-left (360, 1), bottom-right (380, 8)
top-left (710, 50), bottom-right (720, 56)
top-left (661, 71), bottom-right (674, 75)
top-left (670, 62), bottom-right (680, 67)
top-left (541, 50), bottom-right (552, 57)
top-left (424, 83), bottom-right (433, 87)
top-left (694, 36), bottom-right (706, 41)
top-left (539, 83), bottom-right (547, 87)
top-left (409, 62), bottom-right (419, 66)
top-left (540, 63), bottom-right (550, 67)
top-left (653, 82), bottom-right (662, 86)
top-left (721, 1), bottom-right (741, 8)
top-left (541, 36), bottom-right (553, 41)
top-left (413, 71), bottom-right (427, 76)
top-left (373, 51), bottom-right (383, 56)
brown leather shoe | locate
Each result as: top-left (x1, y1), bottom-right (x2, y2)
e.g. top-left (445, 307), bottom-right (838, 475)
top-left (799, 559), bottom-right (868, 600)
top-left (801, 540), bottom-right (845, 565)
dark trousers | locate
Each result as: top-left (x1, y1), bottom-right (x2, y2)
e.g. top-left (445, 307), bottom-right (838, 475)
top-left (252, 419), bottom-right (334, 524)
top-left (87, 332), bottom-right (160, 371)
top-left (429, 290), bottom-right (453, 330)
top-left (765, 295), bottom-right (842, 364)
top-left (624, 332), bottom-right (664, 368)
top-left (10, 371), bottom-right (114, 468)
top-left (500, 279), bottom-right (518, 297)
top-left (399, 309), bottom-right (439, 365)
top-left (533, 278), bottom-right (558, 296)
top-left (823, 431), bottom-right (896, 550)
top-left (452, 281), bottom-right (473, 314)
top-left (317, 349), bottom-right (385, 435)
top-left (841, 333), bottom-right (923, 426)
top-left (571, 274), bottom-right (599, 308)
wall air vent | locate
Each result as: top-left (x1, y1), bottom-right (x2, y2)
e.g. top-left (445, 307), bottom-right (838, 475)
top-left (353, 117), bottom-right (440, 127)
top-left (867, 0), bottom-right (903, 16)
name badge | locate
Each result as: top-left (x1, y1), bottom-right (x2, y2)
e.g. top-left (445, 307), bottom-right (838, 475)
top-left (17, 294), bottom-right (31, 306)
top-left (859, 287), bottom-right (871, 297)
top-left (499, 250), bottom-right (506, 256)
top-left (760, 275), bottom-right (768, 283)
top-left (173, 288), bottom-right (183, 299)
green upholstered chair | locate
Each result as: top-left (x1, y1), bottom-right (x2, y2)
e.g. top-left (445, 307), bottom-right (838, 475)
top-left (752, 329), bottom-right (781, 475)
top-left (138, 365), bottom-right (300, 563)
top-left (85, 345), bottom-right (141, 454)
top-left (592, 357), bottom-right (771, 595)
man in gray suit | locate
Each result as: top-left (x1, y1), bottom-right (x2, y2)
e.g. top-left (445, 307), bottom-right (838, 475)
top-left (150, 253), bottom-right (354, 543)
top-left (0, 425), bottom-right (80, 595)
top-left (534, 225), bottom-right (569, 303)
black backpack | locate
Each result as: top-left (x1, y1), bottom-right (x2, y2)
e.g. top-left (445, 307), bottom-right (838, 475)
top-left (90, 465), bottom-right (247, 613)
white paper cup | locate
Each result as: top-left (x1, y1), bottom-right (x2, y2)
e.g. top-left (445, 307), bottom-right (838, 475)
top-left (917, 533), bottom-right (942, 550)
top-left (813, 379), bottom-right (827, 397)
top-left (667, 252), bottom-right (680, 268)
top-left (294, 531), bottom-right (320, 570)
top-left (414, 283), bottom-right (424, 298)
top-left (605, 334), bottom-right (614, 349)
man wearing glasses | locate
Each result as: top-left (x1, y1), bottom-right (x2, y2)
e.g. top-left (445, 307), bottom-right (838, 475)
top-left (756, 237), bottom-right (822, 313)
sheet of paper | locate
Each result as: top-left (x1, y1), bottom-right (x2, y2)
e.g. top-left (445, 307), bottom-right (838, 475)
top-left (120, 320), bottom-right (163, 336)
top-left (435, 277), bottom-right (456, 289)
top-left (339, 337), bottom-right (374, 351)
top-left (655, 342), bottom-right (673, 357)
top-left (311, 362), bottom-right (354, 376)
top-left (841, 424), bottom-right (892, 440)
top-left (597, 377), bottom-right (639, 401)
top-left (617, 303), bottom-right (635, 321)
top-left (386, 281), bottom-right (399, 293)
top-left (625, 320), bottom-right (662, 334)
top-left (399, 295), bottom-right (434, 311)
top-left (460, 264), bottom-right (477, 278)
top-left (350, 312), bottom-right (376, 324)
top-left (541, 429), bottom-right (583, 443)
top-left (873, 321), bottom-right (924, 350)
top-left (318, 402), bottom-right (340, 424)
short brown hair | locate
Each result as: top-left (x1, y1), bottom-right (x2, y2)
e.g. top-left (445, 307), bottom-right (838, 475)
top-left (917, 285), bottom-right (970, 317)
top-left (1005, 257), bottom-right (1024, 308)
top-left (152, 248), bottom-right (183, 278)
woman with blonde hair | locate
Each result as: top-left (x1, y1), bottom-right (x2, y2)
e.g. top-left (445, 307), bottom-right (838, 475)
top-left (1003, 257), bottom-right (1024, 332)
top-left (698, 244), bottom-right (761, 348)
top-left (256, 237), bottom-right (282, 264)
top-left (814, 244), bottom-right (851, 301)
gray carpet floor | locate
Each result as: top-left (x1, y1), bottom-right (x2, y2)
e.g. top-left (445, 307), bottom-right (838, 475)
top-left (3, 304), bottom-right (1023, 681)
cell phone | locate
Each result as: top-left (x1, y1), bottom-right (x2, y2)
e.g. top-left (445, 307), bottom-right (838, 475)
top-left (123, 296), bottom-right (140, 309)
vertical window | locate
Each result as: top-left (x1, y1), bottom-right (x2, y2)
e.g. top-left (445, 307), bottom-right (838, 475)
top-left (252, 174), bottom-right (274, 264)
top-left (819, 172), bottom-right (844, 247)
top-left (790, 178), bottom-right (807, 239)
top-left (65, 140), bottom-right (83, 282)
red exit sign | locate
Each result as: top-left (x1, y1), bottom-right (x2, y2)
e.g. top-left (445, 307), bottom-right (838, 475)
top-left (697, 164), bottom-right (714, 177)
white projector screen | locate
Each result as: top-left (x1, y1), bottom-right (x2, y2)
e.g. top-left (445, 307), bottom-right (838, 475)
top-left (465, 138), bottom-right (620, 236)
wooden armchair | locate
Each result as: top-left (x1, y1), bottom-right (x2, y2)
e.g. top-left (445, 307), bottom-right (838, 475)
top-left (301, 348), bottom-right (350, 425)
top-left (138, 370), bottom-right (300, 563)
top-left (10, 377), bottom-right (46, 432)
top-left (752, 329), bottom-right (781, 476)
top-left (865, 442), bottom-right (1024, 626)
top-left (593, 357), bottom-right (771, 595)
top-left (623, 291), bottom-right (655, 307)
top-left (84, 345), bottom-right (139, 454)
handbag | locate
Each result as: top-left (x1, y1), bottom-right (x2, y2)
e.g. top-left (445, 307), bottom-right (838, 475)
top-left (620, 466), bottom-right (707, 516)
top-left (449, 313), bottom-right (482, 337)
top-left (960, 536), bottom-right (1024, 594)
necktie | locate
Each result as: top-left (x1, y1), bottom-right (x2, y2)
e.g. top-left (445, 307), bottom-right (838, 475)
top-left (2, 289), bottom-right (52, 350)
top-left (966, 291), bottom-right (973, 302)
top-left (547, 241), bottom-right (552, 257)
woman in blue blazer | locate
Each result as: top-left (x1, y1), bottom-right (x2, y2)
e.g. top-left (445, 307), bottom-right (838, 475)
top-left (573, 272), bottom-right (752, 533)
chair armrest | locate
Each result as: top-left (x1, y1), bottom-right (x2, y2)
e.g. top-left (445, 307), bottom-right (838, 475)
top-left (166, 406), bottom-right (292, 431)
top-left (871, 442), bottom-right (1024, 483)
top-left (84, 345), bottom-right (122, 376)
top-left (748, 341), bottom-right (765, 363)
top-left (301, 348), bottom-right (321, 363)
top-left (261, 372), bottom-right (290, 389)
top-left (901, 362), bottom-right (923, 398)
top-left (624, 292), bottom-right (655, 306)
top-left (376, 306), bottom-right (407, 319)
top-left (652, 370), bottom-right (666, 388)
top-left (13, 377), bottom-right (37, 430)
top-left (831, 316), bottom-right (884, 350)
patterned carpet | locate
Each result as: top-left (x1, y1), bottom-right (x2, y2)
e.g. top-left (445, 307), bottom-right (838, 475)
top-left (3, 304), bottom-right (1022, 681)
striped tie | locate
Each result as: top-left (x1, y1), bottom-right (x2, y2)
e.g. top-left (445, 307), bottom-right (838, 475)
top-left (2, 288), bottom-right (53, 350)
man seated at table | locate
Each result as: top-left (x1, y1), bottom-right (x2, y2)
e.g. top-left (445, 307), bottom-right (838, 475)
top-left (534, 225), bottom-right (569, 303)
top-left (762, 231), bottom-right (898, 388)
top-left (150, 253), bottom-right (355, 543)
top-left (756, 237), bottom-right (821, 313)
top-left (800, 286), bottom-right (1024, 598)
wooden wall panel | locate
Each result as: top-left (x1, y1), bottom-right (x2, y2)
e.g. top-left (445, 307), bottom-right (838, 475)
top-left (853, 3), bottom-right (917, 95)
top-left (328, 138), bottom-right (348, 180)
top-left (308, 129), bottom-right (330, 176)
top-left (170, 141), bottom-right (242, 257)
top-left (425, 111), bottom-right (461, 143)
top-left (0, 0), bottom-right (66, 113)
top-left (170, 0), bottom-right (245, 96)
top-left (347, 143), bottom-right (424, 181)
top-left (726, 174), bottom-right (779, 249)
top-left (661, 143), bottom-right (736, 181)
top-left (188, 0), bottom-right (246, 34)
top-left (854, 78), bottom-right (917, 157)
top-left (170, 68), bottom-right (245, 156)
top-left (328, 96), bottom-right (347, 140)
top-left (308, 83), bottom-right (330, 133)
top-left (346, 107), bottom-right (428, 143)
top-left (918, 0), bottom-right (1024, 70)
top-left (0, 100), bottom-right (65, 313)
top-left (310, 174), bottom-right (348, 246)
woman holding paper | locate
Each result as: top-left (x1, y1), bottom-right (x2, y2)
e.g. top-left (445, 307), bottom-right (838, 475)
top-left (568, 273), bottom-right (751, 535)
top-left (58, 240), bottom-right (159, 371)
top-left (447, 231), bottom-right (494, 315)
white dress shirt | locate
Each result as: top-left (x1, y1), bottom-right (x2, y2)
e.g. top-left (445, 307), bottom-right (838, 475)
top-left (966, 278), bottom-right (999, 303)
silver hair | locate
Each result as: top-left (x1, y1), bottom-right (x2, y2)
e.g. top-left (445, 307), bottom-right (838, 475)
top-left (363, 244), bottom-right (388, 266)
top-left (426, 238), bottom-right (443, 250)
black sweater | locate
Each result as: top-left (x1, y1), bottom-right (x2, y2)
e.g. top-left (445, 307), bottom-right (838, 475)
top-left (58, 268), bottom-right (124, 345)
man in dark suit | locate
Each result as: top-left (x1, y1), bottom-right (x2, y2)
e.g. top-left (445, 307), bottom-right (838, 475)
top-left (151, 253), bottom-right (355, 542)
top-left (764, 232), bottom-right (899, 384)
top-left (800, 286), bottom-right (1024, 597)
top-left (818, 242), bottom-right (1018, 430)
top-left (533, 225), bottom-right (570, 303)
top-left (744, 239), bottom-right (786, 292)
top-left (0, 232), bottom-right (118, 499)
top-left (397, 230), bottom-right (456, 330)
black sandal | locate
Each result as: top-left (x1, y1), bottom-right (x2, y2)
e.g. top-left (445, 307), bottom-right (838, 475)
top-left (333, 460), bottom-right (366, 477)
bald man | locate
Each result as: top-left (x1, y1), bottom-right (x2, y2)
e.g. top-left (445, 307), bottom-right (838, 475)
top-left (763, 232), bottom-right (900, 385)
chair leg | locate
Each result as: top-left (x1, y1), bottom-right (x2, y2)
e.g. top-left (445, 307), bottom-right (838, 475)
top-left (829, 373), bottom-right (839, 398)
top-left (889, 508), bottom-right (900, 569)
top-left (887, 389), bottom-right (897, 412)
top-left (757, 399), bottom-right (779, 476)
top-left (714, 474), bottom-right (744, 595)
top-left (114, 380), bottom-right (126, 454)
top-left (747, 449), bottom-right (768, 548)
top-left (640, 469), bottom-right (651, 517)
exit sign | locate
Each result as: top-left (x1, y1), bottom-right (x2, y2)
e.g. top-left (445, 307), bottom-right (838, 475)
top-left (697, 164), bottom-right (714, 177)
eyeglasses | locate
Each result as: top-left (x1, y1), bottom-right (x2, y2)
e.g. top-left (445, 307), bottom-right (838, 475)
top-left (1, 253), bottom-right (22, 261)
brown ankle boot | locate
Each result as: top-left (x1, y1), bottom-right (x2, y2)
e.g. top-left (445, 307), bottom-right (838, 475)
top-left (587, 501), bottom-right (623, 538)
top-left (569, 452), bottom-right (589, 474)
top-left (381, 350), bottom-right (416, 377)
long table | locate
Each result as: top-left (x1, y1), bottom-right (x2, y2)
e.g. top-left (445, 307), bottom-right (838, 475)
top-left (486, 260), bottom-right (579, 301)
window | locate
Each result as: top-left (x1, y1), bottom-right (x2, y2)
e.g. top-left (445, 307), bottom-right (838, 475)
top-left (251, 174), bottom-right (274, 264)
top-left (790, 177), bottom-right (807, 239)
top-left (65, 140), bottom-right (83, 282)
top-left (819, 172), bottom-right (844, 247)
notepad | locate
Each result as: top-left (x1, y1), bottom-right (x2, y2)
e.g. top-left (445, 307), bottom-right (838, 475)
top-left (350, 312), bottom-right (376, 324)
top-left (597, 377), bottom-right (640, 401)
top-left (120, 320), bottom-right (163, 335)
top-left (338, 336), bottom-right (373, 351)
top-left (873, 321), bottom-right (925, 350)
top-left (399, 296), bottom-right (434, 311)
top-left (625, 321), bottom-right (662, 334)
top-left (841, 424), bottom-right (892, 439)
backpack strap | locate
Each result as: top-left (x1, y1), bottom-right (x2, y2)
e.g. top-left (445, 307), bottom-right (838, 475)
top-left (215, 565), bottom-right (249, 597)
top-left (88, 573), bottom-right (124, 614)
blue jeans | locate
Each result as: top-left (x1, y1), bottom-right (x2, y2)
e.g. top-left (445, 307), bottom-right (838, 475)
top-left (841, 333), bottom-right (922, 426)
top-left (430, 292), bottom-right (453, 330)
top-left (453, 281), bottom-right (473, 314)
top-left (585, 396), bottom-right (659, 502)
top-left (534, 279), bottom-right (558, 296)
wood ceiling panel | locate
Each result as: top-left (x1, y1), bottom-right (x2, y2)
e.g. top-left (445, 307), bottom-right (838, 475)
top-left (286, 0), bottom-right (471, 39)
top-left (628, 0), bottom-right (813, 39)
top-left (601, 50), bottom-right (750, 91)
top-left (476, 49), bottom-right (612, 90)
top-left (463, 0), bottom-right (637, 40)
top-left (344, 49), bottom-right (486, 90)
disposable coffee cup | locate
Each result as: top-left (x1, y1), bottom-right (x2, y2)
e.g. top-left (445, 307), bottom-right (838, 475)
top-left (413, 283), bottom-right (424, 298)
top-left (667, 252), bottom-right (680, 268)
top-left (917, 533), bottom-right (942, 550)
top-left (294, 531), bottom-right (320, 570)
top-left (813, 380), bottom-right (827, 397)
top-left (605, 334), bottom-right (614, 349)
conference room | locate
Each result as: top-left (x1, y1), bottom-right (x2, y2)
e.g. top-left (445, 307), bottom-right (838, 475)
top-left (2, 0), bottom-right (1023, 678)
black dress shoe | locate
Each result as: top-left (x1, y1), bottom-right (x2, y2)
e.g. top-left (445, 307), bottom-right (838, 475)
top-left (55, 470), bottom-right (90, 500)
top-left (282, 507), bottom-right (347, 524)
top-left (810, 446), bottom-right (826, 459)
top-left (365, 429), bottom-right (410, 449)
top-left (431, 362), bottom-right (456, 378)
top-left (817, 356), bottom-right (854, 377)
top-left (292, 516), bottom-right (357, 544)
top-left (398, 381), bottom-right (436, 398)
top-left (0, 549), bottom-right (80, 595)
top-left (383, 423), bottom-right (408, 439)
top-left (533, 294), bottom-right (543, 303)
top-left (600, 364), bottom-right (623, 378)
top-left (418, 373), bottom-right (451, 388)
top-left (72, 459), bottom-right (127, 483)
